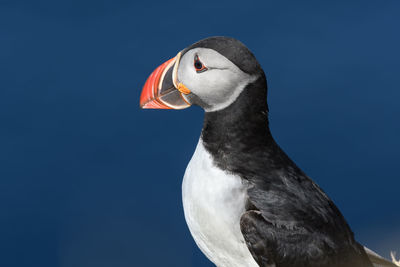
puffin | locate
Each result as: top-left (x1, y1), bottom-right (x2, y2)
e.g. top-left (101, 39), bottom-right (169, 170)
top-left (139, 37), bottom-right (399, 267)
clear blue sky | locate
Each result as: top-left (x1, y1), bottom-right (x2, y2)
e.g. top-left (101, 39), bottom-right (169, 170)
top-left (1, 0), bottom-right (399, 266)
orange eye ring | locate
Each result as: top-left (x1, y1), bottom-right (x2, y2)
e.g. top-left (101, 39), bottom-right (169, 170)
top-left (194, 55), bottom-right (208, 73)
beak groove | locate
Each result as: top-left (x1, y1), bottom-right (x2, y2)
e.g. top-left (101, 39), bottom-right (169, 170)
top-left (140, 53), bottom-right (191, 110)
top-left (140, 57), bottom-right (176, 109)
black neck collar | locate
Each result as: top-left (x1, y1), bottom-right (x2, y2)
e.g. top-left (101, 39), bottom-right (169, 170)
top-left (201, 74), bottom-right (285, 177)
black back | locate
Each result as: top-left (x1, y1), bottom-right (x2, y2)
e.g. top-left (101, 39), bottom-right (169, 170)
top-left (200, 73), bottom-right (373, 266)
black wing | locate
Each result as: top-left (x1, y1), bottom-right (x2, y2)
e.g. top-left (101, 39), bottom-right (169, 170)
top-left (240, 210), bottom-right (276, 267)
top-left (240, 166), bottom-right (374, 267)
top-left (200, 81), bottom-right (374, 266)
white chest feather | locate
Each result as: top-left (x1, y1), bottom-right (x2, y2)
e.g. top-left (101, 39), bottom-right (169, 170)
top-left (182, 140), bottom-right (258, 267)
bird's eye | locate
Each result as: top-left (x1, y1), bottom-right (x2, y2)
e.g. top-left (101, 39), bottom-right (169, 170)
top-left (194, 55), bottom-right (207, 73)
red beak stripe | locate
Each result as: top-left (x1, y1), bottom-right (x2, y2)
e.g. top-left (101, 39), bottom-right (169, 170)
top-left (139, 57), bottom-right (176, 109)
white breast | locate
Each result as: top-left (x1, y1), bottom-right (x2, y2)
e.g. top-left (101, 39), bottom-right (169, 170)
top-left (182, 140), bottom-right (258, 267)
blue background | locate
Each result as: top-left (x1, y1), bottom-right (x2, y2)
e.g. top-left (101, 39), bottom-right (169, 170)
top-left (1, 0), bottom-right (399, 266)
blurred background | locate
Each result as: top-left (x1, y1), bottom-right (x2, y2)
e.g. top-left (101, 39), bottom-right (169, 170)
top-left (1, 0), bottom-right (399, 266)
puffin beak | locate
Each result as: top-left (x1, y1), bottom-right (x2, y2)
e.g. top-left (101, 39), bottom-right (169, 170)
top-left (140, 53), bottom-right (191, 109)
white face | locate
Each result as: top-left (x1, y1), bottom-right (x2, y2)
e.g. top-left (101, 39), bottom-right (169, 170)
top-left (177, 48), bottom-right (258, 112)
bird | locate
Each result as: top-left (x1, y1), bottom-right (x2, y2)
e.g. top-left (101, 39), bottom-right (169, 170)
top-left (139, 36), bottom-right (399, 267)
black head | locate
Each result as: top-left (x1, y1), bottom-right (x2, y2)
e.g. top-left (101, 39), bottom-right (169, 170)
top-left (140, 36), bottom-right (267, 112)
top-left (182, 36), bottom-right (264, 76)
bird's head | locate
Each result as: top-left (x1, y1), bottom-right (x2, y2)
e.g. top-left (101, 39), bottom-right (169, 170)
top-left (140, 36), bottom-right (266, 112)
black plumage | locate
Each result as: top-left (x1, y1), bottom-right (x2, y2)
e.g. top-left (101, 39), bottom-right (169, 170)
top-left (195, 37), bottom-right (374, 267)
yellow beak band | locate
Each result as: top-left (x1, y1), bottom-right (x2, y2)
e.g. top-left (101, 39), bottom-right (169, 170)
top-left (172, 52), bottom-right (191, 95)
top-left (177, 83), bottom-right (191, 95)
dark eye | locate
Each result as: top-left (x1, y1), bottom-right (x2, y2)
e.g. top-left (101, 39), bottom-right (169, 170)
top-left (194, 55), bottom-right (207, 73)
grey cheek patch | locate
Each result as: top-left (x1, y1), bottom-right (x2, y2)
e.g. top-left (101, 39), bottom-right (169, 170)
top-left (177, 47), bottom-right (259, 112)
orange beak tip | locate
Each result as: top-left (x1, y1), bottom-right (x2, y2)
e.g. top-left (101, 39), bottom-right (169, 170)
top-left (139, 54), bottom-right (191, 110)
top-left (139, 57), bottom-right (176, 109)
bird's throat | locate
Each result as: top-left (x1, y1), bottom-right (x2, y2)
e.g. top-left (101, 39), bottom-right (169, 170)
top-left (201, 75), bottom-right (275, 175)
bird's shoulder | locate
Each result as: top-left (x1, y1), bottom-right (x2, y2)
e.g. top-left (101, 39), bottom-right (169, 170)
top-left (244, 147), bottom-right (351, 236)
